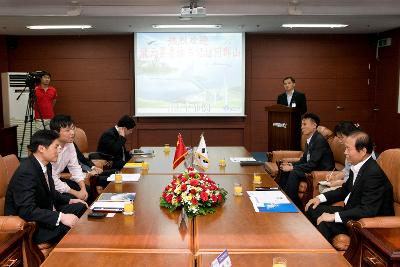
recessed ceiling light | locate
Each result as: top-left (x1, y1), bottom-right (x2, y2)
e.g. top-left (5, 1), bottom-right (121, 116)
top-left (152, 24), bottom-right (222, 29)
top-left (26, 25), bottom-right (92, 30)
top-left (282, 24), bottom-right (348, 28)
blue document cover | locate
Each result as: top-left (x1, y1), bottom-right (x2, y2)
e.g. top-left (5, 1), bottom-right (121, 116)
top-left (258, 203), bottom-right (298, 213)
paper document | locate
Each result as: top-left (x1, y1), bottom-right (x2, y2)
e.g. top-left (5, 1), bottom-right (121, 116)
top-left (90, 201), bottom-right (128, 210)
top-left (97, 193), bottom-right (136, 202)
top-left (229, 157), bottom-right (256, 163)
top-left (107, 173), bottom-right (141, 182)
top-left (130, 148), bottom-right (154, 156)
top-left (247, 191), bottom-right (298, 213)
top-left (124, 162), bottom-right (143, 168)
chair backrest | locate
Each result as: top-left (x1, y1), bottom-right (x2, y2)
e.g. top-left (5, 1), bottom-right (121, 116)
top-left (74, 127), bottom-right (89, 154)
top-left (376, 149), bottom-right (400, 216)
top-left (2, 155), bottom-right (19, 185)
top-left (0, 155), bottom-right (8, 216)
top-left (328, 136), bottom-right (346, 170)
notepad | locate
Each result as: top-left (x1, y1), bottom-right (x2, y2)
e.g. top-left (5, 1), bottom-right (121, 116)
top-left (124, 162), bottom-right (142, 169)
top-left (97, 193), bottom-right (136, 202)
top-left (124, 162), bottom-right (143, 168)
top-left (90, 201), bottom-right (127, 212)
top-left (107, 173), bottom-right (141, 182)
top-left (247, 191), bottom-right (298, 213)
top-left (229, 157), bottom-right (256, 163)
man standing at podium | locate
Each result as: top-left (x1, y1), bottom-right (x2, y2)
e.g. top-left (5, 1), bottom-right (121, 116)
top-left (277, 76), bottom-right (307, 149)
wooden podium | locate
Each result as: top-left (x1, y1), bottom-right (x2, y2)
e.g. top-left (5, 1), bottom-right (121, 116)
top-left (265, 104), bottom-right (299, 151)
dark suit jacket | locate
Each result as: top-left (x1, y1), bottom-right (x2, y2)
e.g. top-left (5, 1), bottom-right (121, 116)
top-left (5, 156), bottom-right (70, 228)
top-left (277, 90), bottom-right (307, 116)
top-left (323, 157), bottom-right (394, 223)
top-left (293, 131), bottom-right (335, 173)
top-left (97, 127), bottom-right (131, 170)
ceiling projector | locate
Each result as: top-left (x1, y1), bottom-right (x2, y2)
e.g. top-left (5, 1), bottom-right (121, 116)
top-left (180, 6), bottom-right (206, 17)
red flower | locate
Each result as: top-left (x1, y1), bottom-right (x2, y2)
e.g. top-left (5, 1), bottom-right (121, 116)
top-left (165, 194), bottom-right (173, 203)
top-left (211, 195), bottom-right (218, 203)
top-left (190, 179), bottom-right (199, 186)
top-left (181, 177), bottom-right (187, 183)
top-left (181, 183), bottom-right (187, 191)
top-left (162, 192), bottom-right (167, 198)
top-left (217, 194), bottom-right (222, 202)
top-left (189, 172), bottom-right (195, 178)
top-left (190, 189), bottom-right (196, 195)
top-left (177, 196), bottom-right (182, 203)
top-left (191, 198), bottom-right (198, 205)
top-left (200, 191), bottom-right (209, 202)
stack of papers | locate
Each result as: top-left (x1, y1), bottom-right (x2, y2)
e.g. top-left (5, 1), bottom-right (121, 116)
top-left (247, 191), bottom-right (298, 213)
top-left (90, 192), bottom-right (136, 212)
top-left (97, 193), bottom-right (136, 202)
top-left (130, 148), bottom-right (154, 156)
top-left (229, 157), bottom-right (256, 163)
top-left (90, 201), bottom-right (127, 212)
top-left (124, 162), bottom-right (143, 168)
top-left (107, 173), bottom-right (141, 182)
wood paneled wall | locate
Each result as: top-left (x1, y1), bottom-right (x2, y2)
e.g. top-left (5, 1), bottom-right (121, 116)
top-left (3, 35), bottom-right (133, 150)
top-left (374, 29), bottom-right (400, 151)
top-left (1, 33), bottom-right (396, 152)
top-left (247, 34), bottom-right (376, 151)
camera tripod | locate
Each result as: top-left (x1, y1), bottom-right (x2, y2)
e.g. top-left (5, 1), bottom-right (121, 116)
top-left (16, 85), bottom-right (46, 157)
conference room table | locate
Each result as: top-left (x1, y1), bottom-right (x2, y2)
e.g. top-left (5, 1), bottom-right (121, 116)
top-left (48, 146), bottom-right (350, 266)
top-left (134, 146), bottom-right (265, 175)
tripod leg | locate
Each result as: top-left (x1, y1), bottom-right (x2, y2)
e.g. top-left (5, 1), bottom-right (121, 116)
top-left (19, 97), bottom-right (32, 158)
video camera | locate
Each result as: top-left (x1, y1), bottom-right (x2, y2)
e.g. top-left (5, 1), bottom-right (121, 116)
top-left (25, 71), bottom-right (44, 89)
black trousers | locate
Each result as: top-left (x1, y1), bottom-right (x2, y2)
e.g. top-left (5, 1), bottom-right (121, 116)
top-left (278, 169), bottom-right (305, 209)
top-left (61, 178), bottom-right (94, 205)
top-left (34, 203), bottom-right (87, 244)
top-left (305, 204), bottom-right (348, 242)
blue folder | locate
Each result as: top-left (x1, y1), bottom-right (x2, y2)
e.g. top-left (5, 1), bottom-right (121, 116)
top-left (258, 203), bottom-right (298, 213)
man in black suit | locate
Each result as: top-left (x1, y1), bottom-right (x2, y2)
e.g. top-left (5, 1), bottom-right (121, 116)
top-left (97, 115), bottom-right (136, 170)
top-left (305, 131), bottom-right (394, 243)
top-left (277, 76), bottom-right (307, 149)
top-left (279, 113), bottom-right (334, 209)
top-left (5, 130), bottom-right (87, 244)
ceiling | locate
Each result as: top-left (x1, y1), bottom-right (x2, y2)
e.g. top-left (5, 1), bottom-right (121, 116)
top-left (0, 0), bottom-right (399, 35)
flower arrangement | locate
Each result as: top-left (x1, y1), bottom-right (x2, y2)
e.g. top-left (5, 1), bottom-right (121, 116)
top-left (160, 167), bottom-right (228, 217)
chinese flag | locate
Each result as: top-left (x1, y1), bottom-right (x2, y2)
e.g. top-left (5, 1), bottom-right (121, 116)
top-left (173, 133), bottom-right (188, 169)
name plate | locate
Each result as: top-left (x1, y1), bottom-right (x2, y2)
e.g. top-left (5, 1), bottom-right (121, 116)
top-left (211, 250), bottom-right (231, 267)
top-left (272, 122), bottom-right (287, 128)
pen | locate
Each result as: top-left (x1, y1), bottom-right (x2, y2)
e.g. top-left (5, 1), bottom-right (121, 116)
top-left (327, 168), bottom-right (336, 181)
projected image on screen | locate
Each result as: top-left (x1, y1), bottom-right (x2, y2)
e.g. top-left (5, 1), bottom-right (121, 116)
top-left (135, 33), bottom-right (245, 117)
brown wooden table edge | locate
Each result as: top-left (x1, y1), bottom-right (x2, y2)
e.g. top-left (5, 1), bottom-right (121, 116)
top-left (53, 248), bottom-right (194, 254)
top-left (194, 248), bottom-right (337, 255)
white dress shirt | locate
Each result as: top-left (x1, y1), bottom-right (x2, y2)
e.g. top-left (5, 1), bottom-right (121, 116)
top-left (51, 142), bottom-right (85, 193)
top-left (34, 155), bottom-right (62, 225)
top-left (317, 154), bottom-right (372, 223)
top-left (286, 89), bottom-right (294, 107)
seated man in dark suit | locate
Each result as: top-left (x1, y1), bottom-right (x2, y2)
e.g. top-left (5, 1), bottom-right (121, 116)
top-left (277, 76), bottom-right (307, 149)
top-left (305, 131), bottom-right (394, 243)
top-left (5, 130), bottom-right (87, 244)
top-left (97, 115), bottom-right (136, 170)
top-left (279, 113), bottom-right (335, 209)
